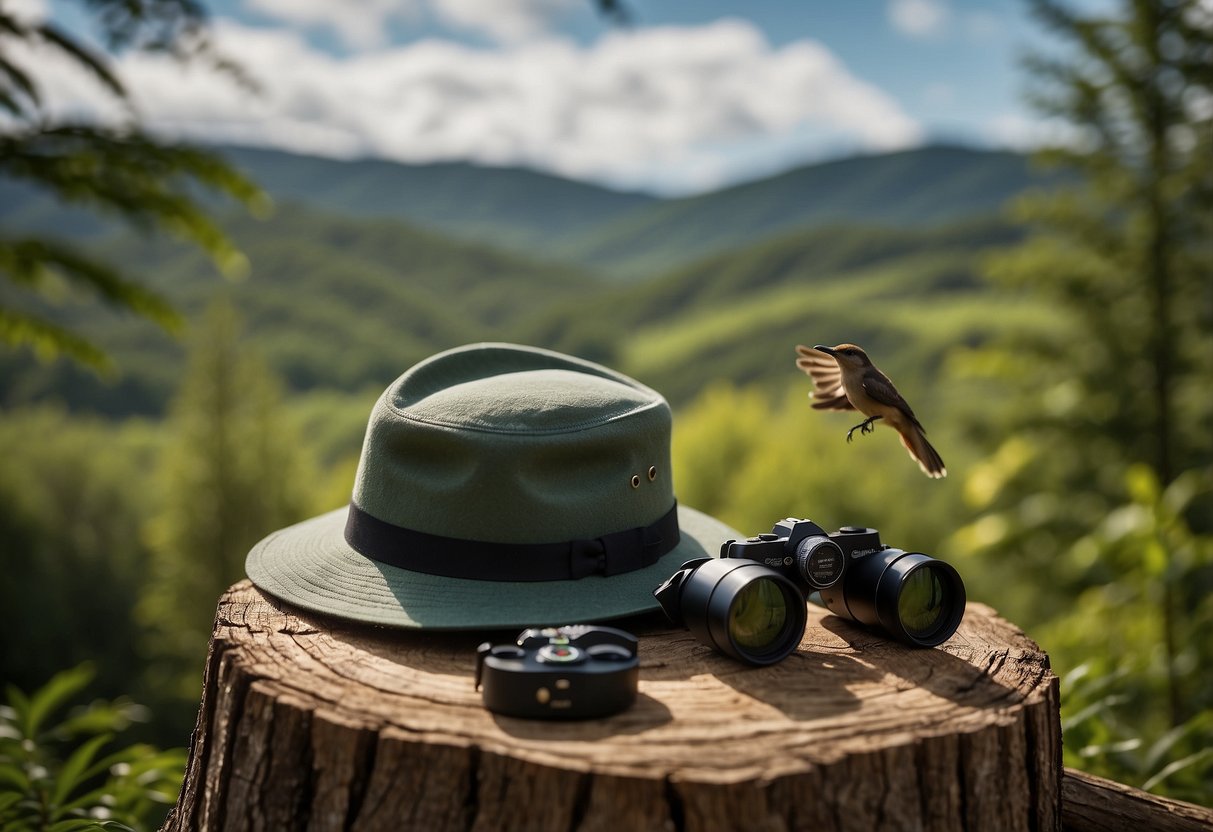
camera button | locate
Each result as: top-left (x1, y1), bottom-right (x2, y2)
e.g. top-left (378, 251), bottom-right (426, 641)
top-left (555, 679), bottom-right (571, 690)
top-left (757, 533), bottom-right (780, 541)
top-left (490, 646), bottom-right (526, 659)
top-left (535, 687), bottom-right (551, 705)
top-left (538, 644), bottom-right (584, 663)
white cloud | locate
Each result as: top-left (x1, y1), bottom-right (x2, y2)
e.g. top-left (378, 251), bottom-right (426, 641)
top-left (25, 18), bottom-right (924, 194)
top-left (888, 0), bottom-right (949, 39)
top-left (243, 0), bottom-right (420, 49)
top-left (6, 0), bottom-right (48, 23)
top-left (430, 0), bottom-right (584, 43)
top-left (243, 0), bottom-right (586, 47)
top-left (983, 112), bottom-right (1079, 151)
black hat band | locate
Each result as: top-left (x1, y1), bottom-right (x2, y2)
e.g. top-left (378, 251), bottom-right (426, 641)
top-left (344, 501), bottom-right (681, 582)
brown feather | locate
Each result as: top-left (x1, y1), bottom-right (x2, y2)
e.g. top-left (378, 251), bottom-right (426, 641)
top-left (896, 425), bottom-right (947, 478)
top-left (794, 345), bottom-right (856, 411)
top-left (860, 370), bottom-right (922, 428)
top-left (811, 395), bottom-right (853, 411)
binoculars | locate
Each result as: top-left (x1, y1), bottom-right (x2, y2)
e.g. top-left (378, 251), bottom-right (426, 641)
top-left (654, 518), bottom-right (966, 665)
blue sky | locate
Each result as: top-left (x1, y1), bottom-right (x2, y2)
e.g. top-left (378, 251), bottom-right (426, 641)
top-left (26, 0), bottom-right (1113, 194)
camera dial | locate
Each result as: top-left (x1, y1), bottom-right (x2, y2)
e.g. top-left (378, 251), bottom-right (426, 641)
top-left (718, 518), bottom-right (850, 595)
top-left (794, 535), bottom-right (845, 589)
top-left (537, 643), bottom-right (584, 663)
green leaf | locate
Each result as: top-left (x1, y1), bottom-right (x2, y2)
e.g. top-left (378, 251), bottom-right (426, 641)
top-left (4, 686), bottom-right (32, 739)
top-left (1141, 539), bottom-right (1168, 578)
top-left (1078, 737), bottom-right (1142, 757)
top-left (0, 125), bottom-right (267, 370)
top-left (0, 307), bottom-right (113, 372)
top-left (0, 762), bottom-right (31, 790)
top-left (1125, 464), bottom-right (1160, 507)
top-left (1143, 722), bottom-right (1193, 772)
top-left (48, 819), bottom-right (133, 832)
top-left (51, 733), bottom-right (113, 810)
top-left (77, 744), bottom-right (155, 783)
top-left (0, 238), bottom-right (184, 331)
top-left (24, 665), bottom-right (95, 740)
top-left (1141, 748), bottom-right (1213, 793)
top-left (53, 704), bottom-right (137, 742)
top-left (1059, 661), bottom-right (1091, 693)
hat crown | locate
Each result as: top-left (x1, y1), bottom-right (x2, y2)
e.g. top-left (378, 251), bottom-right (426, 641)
top-left (352, 344), bottom-right (674, 544)
top-left (394, 368), bottom-right (655, 435)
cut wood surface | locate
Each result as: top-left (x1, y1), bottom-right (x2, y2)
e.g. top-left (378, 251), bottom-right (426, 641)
top-left (163, 580), bottom-right (1062, 832)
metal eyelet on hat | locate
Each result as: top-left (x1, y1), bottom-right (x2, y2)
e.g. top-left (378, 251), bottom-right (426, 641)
top-left (630, 475), bottom-right (641, 489)
top-left (647, 466), bottom-right (658, 481)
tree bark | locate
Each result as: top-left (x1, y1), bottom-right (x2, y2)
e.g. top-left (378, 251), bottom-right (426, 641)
top-left (163, 580), bottom-right (1062, 832)
top-left (1061, 768), bottom-right (1213, 832)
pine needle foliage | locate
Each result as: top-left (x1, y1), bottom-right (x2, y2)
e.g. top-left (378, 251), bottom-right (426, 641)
top-left (955, 0), bottom-right (1213, 801)
top-left (0, 0), bottom-right (266, 370)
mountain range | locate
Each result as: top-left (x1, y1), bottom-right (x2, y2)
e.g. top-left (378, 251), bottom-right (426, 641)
top-left (212, 144), bottom-right (1046, 277)
top-left (0, 143), bottom-right (1058, 417)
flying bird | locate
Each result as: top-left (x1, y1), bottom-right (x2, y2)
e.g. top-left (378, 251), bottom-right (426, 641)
top-left (795, 343), bottom-right (946, 478)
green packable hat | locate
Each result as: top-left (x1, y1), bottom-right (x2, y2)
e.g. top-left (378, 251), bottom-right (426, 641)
top-left (246, 342), bottom-right (739, 629)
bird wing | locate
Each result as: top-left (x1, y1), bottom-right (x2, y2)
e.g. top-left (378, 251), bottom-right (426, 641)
top-left (861, 369), bottom-right (925, 430)
top-left (794, 345), bottom-right (855, 411)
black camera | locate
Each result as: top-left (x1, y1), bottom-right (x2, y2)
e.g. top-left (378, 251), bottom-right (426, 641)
top-left (474, 625), bottom-right (639, 719)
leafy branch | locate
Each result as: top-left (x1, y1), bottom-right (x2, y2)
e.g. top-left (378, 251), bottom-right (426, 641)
top-left (0, 0), bottom-right (267, 370)
top-left (0, 664), bottom-right (186, 832)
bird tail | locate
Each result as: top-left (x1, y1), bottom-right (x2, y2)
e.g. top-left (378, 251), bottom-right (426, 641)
top-left (898, 425), bottom-right (947, 478)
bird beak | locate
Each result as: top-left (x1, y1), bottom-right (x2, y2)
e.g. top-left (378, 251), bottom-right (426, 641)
top-left (813, 344), bottom-right (836, 355)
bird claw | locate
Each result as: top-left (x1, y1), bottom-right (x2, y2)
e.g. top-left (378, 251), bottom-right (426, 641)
top-left (845, 416), bottom-right (881, 443)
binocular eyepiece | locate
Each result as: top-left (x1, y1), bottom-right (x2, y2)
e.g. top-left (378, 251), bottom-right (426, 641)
top-left (654, 518), bottom-right (966, 665)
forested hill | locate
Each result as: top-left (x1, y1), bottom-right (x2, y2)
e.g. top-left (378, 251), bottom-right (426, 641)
top-left (218, 144), bottom-right (1049, 277)
top-left (212, 146), bottom-right (657, 255)
top-left (0, 144), bottom-right (1056, 416)
top-left (0, 143), bottom-right (1048, 277)
top-left (550, 146), bottom-right (1049, 277)
top-left (0, 203), bottom-right (599, 416)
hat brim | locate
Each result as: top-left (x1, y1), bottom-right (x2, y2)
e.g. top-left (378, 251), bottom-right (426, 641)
top-left (246, 505), bottom-right (739, 630)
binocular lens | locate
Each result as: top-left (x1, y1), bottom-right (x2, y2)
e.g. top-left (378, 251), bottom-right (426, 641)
top-left (728, 577), bottom-right (790, 652)
top-left (898, 565), bottom-right (947, 639)
top-left (819, 549), bottom-right (965, 647)
top-left (654, 558), bottom-right (807, 666)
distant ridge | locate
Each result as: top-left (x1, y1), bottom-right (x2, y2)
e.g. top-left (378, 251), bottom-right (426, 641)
top-left (2, 143), bottom-right (1050, 279)
top-left (213, 144), bottom-right (1049, 278)
top-left (214, 145), bottom-right (657, 254)
top-left (550, 145), bottom-right (1049, 277)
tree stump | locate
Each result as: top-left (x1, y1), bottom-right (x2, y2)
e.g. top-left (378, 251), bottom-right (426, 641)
top-left (162, 580), bottom-right (1061, 832)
